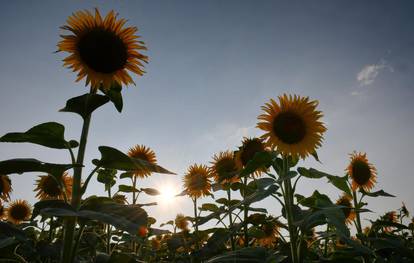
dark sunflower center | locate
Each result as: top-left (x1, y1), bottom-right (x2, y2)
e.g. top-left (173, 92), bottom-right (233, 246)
top-left (216, 159), bottom-right (237, 180)
top-left (190, 175), bottom-right (208, 191)
top-left (351, 160), bottom-right (371, 185)
top-left (78, 28), bottom-right (128, 73)
top-left (272, 112), bottom-right (306, 144)
top-left (337, 199), bottom-right (351, 218)
top-left (10, 204), bottom-right (29, 220)
top-left (240, 140), bottom-right (265, 166)
top-left (43, 176), bottom-right (62, 197)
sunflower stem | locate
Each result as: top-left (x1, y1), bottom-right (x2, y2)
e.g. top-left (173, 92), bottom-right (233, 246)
top-left (282, 156), bottom-right (299, 263)
top-left (61, 100), bottom-right (93, 263)
top-left (227, 188), bottom-right (235, 251)
top-left (193, 197), bottom-right (200, 250)
top-left (352, 190), bottom-right (363, 236)
top-left (243, 175), bottom-right (249, 247)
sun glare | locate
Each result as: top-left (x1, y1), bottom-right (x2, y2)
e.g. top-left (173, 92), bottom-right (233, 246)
top-left (158, 183), bottom-right (179, 205)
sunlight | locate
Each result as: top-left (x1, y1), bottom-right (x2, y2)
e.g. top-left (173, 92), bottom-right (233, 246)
top-left (158, 183), bottom-right (179, 205)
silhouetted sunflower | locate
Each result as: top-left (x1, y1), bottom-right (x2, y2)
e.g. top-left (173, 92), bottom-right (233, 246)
top-left (336, 194), bottom-right (355, 225)
top-left (128, 145), bottom-right (157, 178)
top-left (257, 94), bottom-right (326, 159)
top-left (382, 211), bottom-right (397, 232)
top-left (7, 200), bottom-right (31, 225)
top-left (235, 137), bottom-right (267, 177)
top-left (210, 151), bottom-right (240, 184)
top-left (58, 8), bottom-right (148, 90)
top-left (257, 219), bottom-right (280, 247)
top-left (347, 152), bottom-right (377, 192)
top-left (0, 175), bottom-right (12, 202)
top-left (183, 164), bottom-right (211, 199)
top-left (175, 213), bottom-right (189, 231)
top-left (35, 173), bottom-right (73, 200)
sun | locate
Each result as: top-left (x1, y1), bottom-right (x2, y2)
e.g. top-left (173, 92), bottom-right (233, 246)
top-left (158, 183), bottom-right (178, 205)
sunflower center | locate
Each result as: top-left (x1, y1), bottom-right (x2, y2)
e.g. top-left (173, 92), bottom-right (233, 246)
top-left (78, 28), bottom-right (128, 74)
top-left (240, 140), bottom-right (265, 166)
top-left (10, 204), bottom-right (29, 220)
top-left (42, 176), bottom-right (62, 197)
top-left (351, 160), bottom-right (372, 185)
top-left (272, 112), bottom-right (306, 144)
top-left (216, 159), bottom-right (237, 180)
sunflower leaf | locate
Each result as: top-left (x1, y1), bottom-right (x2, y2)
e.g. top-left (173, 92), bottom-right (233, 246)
top-left (360, 189), bottom-right (395, 198)
top-left (93, 146), bottom-right (175, 174)
top-left (101, 82), bottom-right (123, 113)
top-left (0, 158), bottom-right (76, 178)
top-left (140, 188), bottom-right (160, 196)
top-left (60, 93), bottom-right (110, 119)
top-left (240, 151), bottom-right (274, 177)
top-left (0, 122), bottom-right (78, 149)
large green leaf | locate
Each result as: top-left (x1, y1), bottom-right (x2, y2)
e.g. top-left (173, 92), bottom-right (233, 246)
top-left (0, 158), bottom-right (75, 177)
top-left (60, 93), bottom-right (110, 119)
top-left (240, 151), bottom-right (274, 177)
top-left (92, 146), bottom-right (174, 174)
top-left (39, 196), bottom-right (148, 234)
top-left (297, 167), bottom-right (351, 195)
top-left (140, 188), bottom-right (160, 196)
top-left (118, 185), bottom-right (139, 193)
top-left (0, 122), bottom-right (78, 149)
top-left (360, 189), bottom-right (395, 197)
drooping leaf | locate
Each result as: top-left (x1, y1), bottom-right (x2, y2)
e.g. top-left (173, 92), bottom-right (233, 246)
top-left (140, 188), bottom-right (160, 196)
top-left (60, 93), bottom-right (110, 119)
top-left (360, 188), bottom-right (395, 197)
top-left (200, 203), bottom-right (220, 212)
top-left (0, 158), bottom-right (76, 177)
top-left (92, 146), bottom-right (174, 174)
top-left (0, 122), bottom-right (78, 149)
top-left (32, 199), bottom-right (75, 219)
top-left (118, 185), bottom-right (139, 193)
top-left (297, 167), bottom-right (351, 195)
top-left (101, 82), bottom-right (123, 113)
top-left (240, 151), bottom-right (274, 177)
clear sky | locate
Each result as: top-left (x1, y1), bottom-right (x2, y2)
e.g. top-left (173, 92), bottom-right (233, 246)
top-left (1, 1), bottom-right (413, 231)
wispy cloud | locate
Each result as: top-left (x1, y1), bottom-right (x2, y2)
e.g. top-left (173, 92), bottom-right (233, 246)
top-left (356, 59), bottom-right (393, 87)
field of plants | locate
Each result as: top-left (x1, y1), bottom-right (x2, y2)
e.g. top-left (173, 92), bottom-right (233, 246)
top-left (0, 8), bottom-right (413, 263)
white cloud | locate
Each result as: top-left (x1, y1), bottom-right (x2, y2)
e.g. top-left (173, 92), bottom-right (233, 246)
top-left (356, 59), bottom-right (393, 87)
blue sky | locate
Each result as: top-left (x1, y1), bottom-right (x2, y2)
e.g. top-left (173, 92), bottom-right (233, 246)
top-left (0, 1), bottom-right (413, 231)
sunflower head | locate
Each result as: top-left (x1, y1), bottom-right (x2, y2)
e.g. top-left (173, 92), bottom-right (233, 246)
top-left (336, 194), bottom-right (355, 225)
top-left (183, 164), bottom-right (212, 199)
top-left (257, 94), bottom-right (326, 159)
top-left (35, 173), bottom-right (73, 200)
top-left (382, 211), bottom-right (397, 232)
top-left (127, 145), bottom-right (157, 178)
top-left (210, 151), bottom-right (240, 185)
top-left (0, 202), bottom-right (5, 219)
top-left (112, 194), bottom-right (128, 204)
top-left (235, 137), bottom-right (267, 177)
top-left (58, 8), bottom-right (148, 90)
top-left (256, 219), bottom-right (280, 247)
top-left (175, 213), bottom-right (189, 231)
top-left (347, 152), bottom-right (377, 192)
top-left (0, 175), bottom-right (12, 202)
top-left (7, 200), bottom-right (32, 225)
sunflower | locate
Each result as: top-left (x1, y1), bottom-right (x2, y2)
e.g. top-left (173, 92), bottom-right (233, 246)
top-left (34, 173), bottom-right (73, 200)
top-left (210, 151), bottom-right (240, 185)
top-left (382, 211), bottom-right (397, 232)
top-left (58, 8), bottom-right (148, 90)
top-left (183, 164), bottom-right (212, 199)
top-left (347, 152), bottom-right (377, 192)
top-left (112, 194), bottom-right (128, 204)
top-left (175, 213), bottom-right (189, 231)
top-left (7, 200), bottom-right (32, 225)
top-left (0, 202), bottom-right (5, 220)
top-left (256, 220), bottom-right (280, 247)
top-left (0, 175), bottom-right (12, 202)
top-left (336, 194), bottom-right (355, 225)
top-left (257, 94), bottom-right (326, 159)
top-left (235, 137), bottom-right (268, 177)
top-left (127, 145), bottom-right (157, 178)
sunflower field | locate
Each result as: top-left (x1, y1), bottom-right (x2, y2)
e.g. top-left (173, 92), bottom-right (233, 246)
top-left (0, 8), bottom-right (413, 263)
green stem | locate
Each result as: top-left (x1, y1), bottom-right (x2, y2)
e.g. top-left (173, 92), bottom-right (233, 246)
top-left (107, 186), bottom-right (112, 254)
top-left (227, 188), bottom-right (235, 251)
top-left (352, 190), bottom-right (363, 236)
top-left (193, 198), bottom-right (200, 250)
top-left (243, 175), bottom-right (249, 247)
top-left (70, 224), bottom-right (85, 263)
top-left (324, 224), bottom-right (329, 257)
top-left (282, 156), bottom-right (299, 263)
top-left (61, 112), bottom-right (92, 263)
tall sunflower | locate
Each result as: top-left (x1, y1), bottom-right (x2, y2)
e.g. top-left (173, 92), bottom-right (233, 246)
top-left (127, 145), bottom-right (157, 178)
top-left (235, 137), bottom-right (267, 177)
top-left (0, 175), bottom-right (12, 202)
top-left (35, 173), bottom-right (73, 200)
top-left (256, 219), bottom-right (280, 247)
top-left (7, 200), bottom-right (32, 225)
top-left (257, 94), bottom-right (326, 159)
top-left (183, 164), bottom-right (212, 199)
top-left (336, 194), bottom-right (356, 225)
top-left (210, 151), bottom-right (240, 185)
top-left (175, 213), bottom-right (189, 231)
top-left (58, 8), bottom-right (148, 90)
top-left (347, 152), bottom-right (377, 192)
